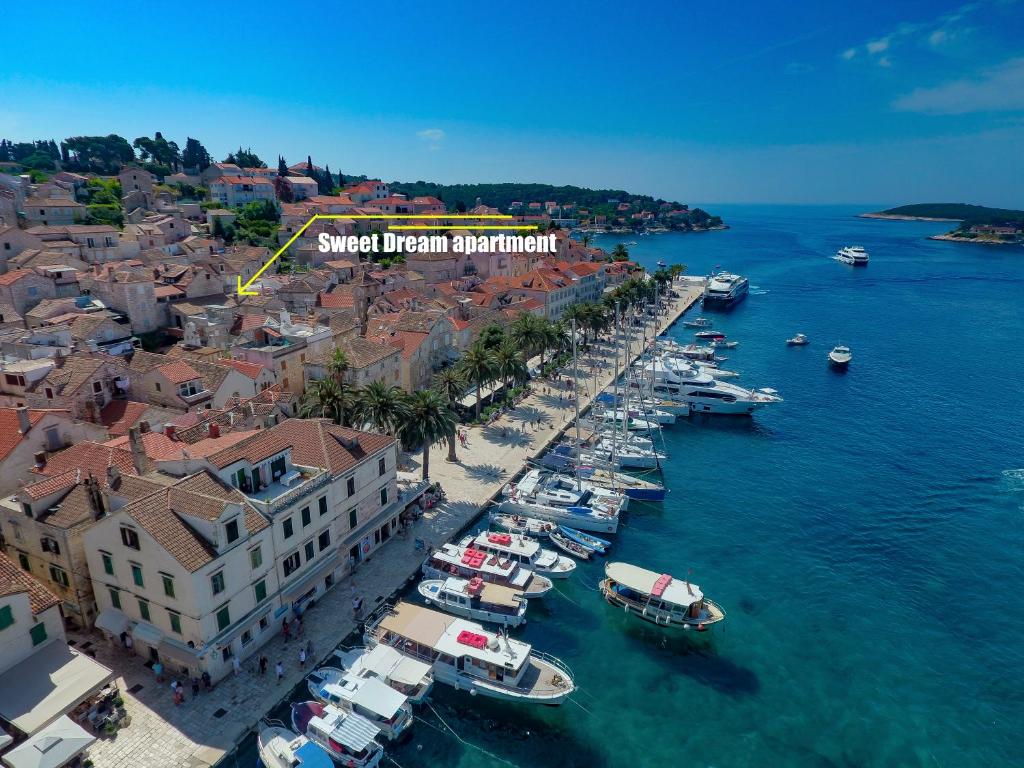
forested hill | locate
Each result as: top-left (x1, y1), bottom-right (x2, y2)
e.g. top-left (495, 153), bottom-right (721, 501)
top-left (871, 203), bottom-right (1024, 225)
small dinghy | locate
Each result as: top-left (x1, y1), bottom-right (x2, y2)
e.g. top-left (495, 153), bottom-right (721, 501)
top-left (548, 529), bottom-right (591, 560)
top-left (786, 333), bottom-right (809, 346)
top-left (559, 526), bottom-right (610, 554)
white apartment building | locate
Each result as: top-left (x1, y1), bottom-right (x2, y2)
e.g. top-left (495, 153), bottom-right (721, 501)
top-left (208, 176), bottom-right (276, 208)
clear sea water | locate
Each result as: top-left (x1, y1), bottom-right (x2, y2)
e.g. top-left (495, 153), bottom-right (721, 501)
top-left (238, 206), bottom-right (1024, 768)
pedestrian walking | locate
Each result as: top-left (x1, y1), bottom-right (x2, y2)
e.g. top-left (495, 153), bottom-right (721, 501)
top-left (295, 615), bottom-right (303, 636)
top-left (191, 677), bottom-right (200, 698)
top-left (232, 655), bottom-right (241, 676)
top-left (282, 618), bottom-right (291, 643)
top-left (202, 670), bottom-right (212, 691)
top-left (153, 661), bottom-right (164, 683)
top-left (259, 655), bottom-right (268, 675)
top-left (299, 648), bottom-right (307, 669)
top-left (305, 638), bottom-right (314, 658)
top-left (174, 686), bottom-right (184, 706)
top-left (275, 661), bottom-right (284, 683)
top-left (352, 595), bottom-right (363, 619)
top-left (170, 679), bottom-right (178, 694)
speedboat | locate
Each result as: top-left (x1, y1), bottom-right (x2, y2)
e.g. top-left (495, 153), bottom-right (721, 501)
top-left (828, 345), bottom-right (852, 368)
top-left (702, 272), bottom-right (749, 309)
top-left (463, 530), bottom-right (576, 579)
top-left (558, 526), bottom-right (609, 555)
top-left (712, 339), bottom-right (738, 349)
top-left (786, 333), bottom-right (809, 346)
top-left (836, 246), bottom-right (869, 265)
top-left (682, 317), bottom-right (712, 328)
top-left (418, 576), bottom-right (528, 627)
top-left (694, 330), bottom-right (726, 340)
top-left (656, 259), bottom-right (667, 267)
top-left (332, 645), bottom-right (433, 706)
top-left (548, 529), bottom-right (591, 560)
top-left (599, 562), bottom-right (725, 630)
top-left (306, 668), bottom-right (413, 742)
top-left (258, 721), bottom-right (333, 768)
top-left (364, 602), bottom-right (575, 705)
top-left (290, 701), bottom-right (383, 768)
top-left (423, 542), bottom-right (553, 597)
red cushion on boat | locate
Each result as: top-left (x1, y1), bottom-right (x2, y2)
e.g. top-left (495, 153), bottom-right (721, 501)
top-left (457, 630), bottom-right (488, 649)
top-left (487, 533), bottom-right (512, 546)
top-left (652, 574), bottom-right (673, 597)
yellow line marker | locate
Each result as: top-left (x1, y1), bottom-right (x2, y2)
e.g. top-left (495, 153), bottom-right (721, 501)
top-left (235, 213), bottom-right (528, 295)
top-left (386, 225), bottom-right (538, 230)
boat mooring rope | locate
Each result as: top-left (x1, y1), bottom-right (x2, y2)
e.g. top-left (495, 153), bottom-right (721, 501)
top-left (550, 582), bottom-right (588, 608)
top-left (418, 701), bottom-right (523, 768)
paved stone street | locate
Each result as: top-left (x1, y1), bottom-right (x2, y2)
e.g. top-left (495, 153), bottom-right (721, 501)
top-left (81, 284), bottom-right (702, 768)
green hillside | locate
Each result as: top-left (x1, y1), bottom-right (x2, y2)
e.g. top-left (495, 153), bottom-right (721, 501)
top-left (878, 203), bottom-right (1024, 225)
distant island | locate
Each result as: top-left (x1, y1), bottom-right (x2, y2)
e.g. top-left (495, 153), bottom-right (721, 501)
top-left (861, 203), bottom-right (1023, 245)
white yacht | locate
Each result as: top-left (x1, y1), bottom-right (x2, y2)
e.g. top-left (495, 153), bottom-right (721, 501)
top-left (418, 576), bottom-right (528, 627)
top-left (463, 529), bottom-right (576, 579)
top-left (586, 439), bottom-right (665, 470)
top-left (702, 272), bottom-right (749, 309)
top-left (600, 562), bottom-right (726, 630)
top-left (365, 602), bottom-right (575, 705)
top-left (305, 667), bottom-right (413, 742)
top-left (593, 405), bottom-right (676, 425)
top-left (633, 358), bottom-right (781, 416)
top-left (583, 409), bottom-right (663, 432)
top-left (332, 645), bottom-right (433, 706)
top-left (836, 246), bottom-right (869, 265)
top-left (423, 542), bottom-right (553, 597)
top-left (290, 701), bottom-right (383, 768)
top-left (257, 721), bottom-right (333, 768)
top-left (828, 345), bottom-right (852, 368)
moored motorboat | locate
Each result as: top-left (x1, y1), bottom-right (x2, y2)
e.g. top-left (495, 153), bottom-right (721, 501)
top-left (488, 512), bottom-right (555, 537)
top-left (694, 330), bottom-right (726, 340)
top-left (365, 602), bottom-right (575, 705)
top-left (423, 542), bottom-right (553, 597)
top-left (682, 317), bottom-right (712, 328)
top-left (418, 576), bottom-right (528, 627)
top-left (290, 701), bottom-right (383, 767)
top-left (786, 333), bottom-right (809, 346)
top-left (599, 562), bottom-right (725, 630)
top-left (464, 530), bottom-right (576, 579)
top-left (548, 529), bottom-right (591, 560)
top-left (558, 525), bottom-right (609, 554)
top-left (305, 666), bottom-right (413, 742)
top-left (712, 339), bottom-right (738, 349)
top-left (257, 721), bottom-right (333, 768)
top-left (332, 645), bottom-right (433, 706)
top-left (828, 345), bottom-right (852, 368)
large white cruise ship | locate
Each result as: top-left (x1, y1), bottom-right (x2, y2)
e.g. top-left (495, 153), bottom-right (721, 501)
top-left (836, 246), bottom-right (869, 265)
top-left (702, 272), bottom-right (749, 309)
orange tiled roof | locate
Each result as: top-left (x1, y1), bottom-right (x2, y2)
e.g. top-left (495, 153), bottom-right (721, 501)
top-left (0, 552), bottom-right (60, 614)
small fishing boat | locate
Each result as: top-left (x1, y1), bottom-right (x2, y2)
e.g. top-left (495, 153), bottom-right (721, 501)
top-left (258, 720), bottom-right (333, 768)
top-left (290, 701), bottom-right (383, 767)
top-left (305, 667), bottom-right (413, 742)
top-left (418, 576), bottom-right (528, 627)
top-left (828, 345), bottom-right (852, 369)
top-left (682, 317), bottom-right (712, 328)
top-left (712, 339), bottom-right (738, 349)
top-left (488, 512), bottom-right (555, 537)
top-left (548, 529), bottom-right (591, 560)
top-left (464, 530), bottom-right (576, 579)
top-left (600, 562), bottom-right (725, 630)
top-left (656, 259), bottom-right (667, 267)
top-left (786, 333), bottom-right (809, 346)
top-left (559, 526), bottom-right (609, 554)
top-left (423, 542), bottom-right (553, 597)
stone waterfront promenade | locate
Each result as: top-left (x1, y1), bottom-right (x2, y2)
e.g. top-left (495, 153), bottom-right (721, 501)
top-left (83, 282), bottom-right (703, 768)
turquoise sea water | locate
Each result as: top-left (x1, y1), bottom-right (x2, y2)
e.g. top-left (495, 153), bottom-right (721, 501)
top-left (240, 206), bottom-right (1024, 767)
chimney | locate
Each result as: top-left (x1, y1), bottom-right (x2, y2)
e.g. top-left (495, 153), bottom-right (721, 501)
top-left (16, 406), bottom-right (31, 434)
top-left (208, 422), bottom-right (220, 439)
top-left (164, 423), bottom-right (176, 440)
top-left (138, 420), bottom-right (150, 434)
top-left (127, 426), bottom-right (149, 474)
top-left (86, 473), bottom-right (106, 520)
top-left (34, 451), bottom-right (46, 469)
top-left (107, 464), bottom-right (121, 486)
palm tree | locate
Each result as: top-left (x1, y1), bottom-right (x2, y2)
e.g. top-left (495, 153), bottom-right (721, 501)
top-left (433, 367), bottom-right (467, 461)
top-left (509, 312), bottom-right (543, 362)
top-left (327, 348), bottom-right (349, 383)
top-left (611, 243), bottom-right (629, 262)
top-left (458, 342), bottom-right (496, 421)
top-left (669, 263), bottom-right (685, 281)
top-left (355, 380), bottom-right (409, 435)
top-left (398, 390), bottom-right (456, 481)
top-left (581, 233), bottom-right (592, 248)
top-left (299, 378), bottom-right (356, 426)
top-left (493, 341), bottom-right (527, 393)
top-left (561, 304), bottom-right (586, 343)
top-left (537, 318), bottom-right (560, 368)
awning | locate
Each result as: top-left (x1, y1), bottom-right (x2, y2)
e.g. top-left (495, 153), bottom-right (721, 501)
top-left (1, 715), bottom-right (95, 768)
top-left (0, 642), bottom-right (115, 735)
top-left (330, 711), bottom-right (379, 752)
top-left (363, 644), bottom-right (431, 687)
top-left (129, 621), bottom-right (164, 648)
top-left (156, 639), bottom-right (202, 667)
top-left (93, 608), bottom-right (131, 637)
top-left (282, 552), bottom-right (340, 605)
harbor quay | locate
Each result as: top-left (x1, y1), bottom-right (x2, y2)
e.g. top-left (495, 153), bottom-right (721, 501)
top-left (81, 281), bottom-right (703, 768)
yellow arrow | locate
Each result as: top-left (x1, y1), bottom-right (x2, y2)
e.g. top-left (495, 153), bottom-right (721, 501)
top-left (234, 213), bottom-right (521, 297)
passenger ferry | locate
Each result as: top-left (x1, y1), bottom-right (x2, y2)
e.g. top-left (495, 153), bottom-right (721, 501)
top-left (600, 562), bottom-right (725, 630)
top-left (702, 272), bottom-right (749, 309)
top-left (418, 576), bottom-right (528, 627)
top-left (423, 542), bottom-right (553, 597)
top-left (332, 645), bottom-right (433, 706)
top-left (463, 530), bottom-right (576, 579)
top-left (836, 245), bottom-right (869, 265)
top-left (305, 667), bottom-right (413, 741)
top-left (365, 601), bottom-right (575, 705)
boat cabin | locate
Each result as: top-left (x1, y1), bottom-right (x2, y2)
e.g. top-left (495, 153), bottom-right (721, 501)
top-left (438, 576), bottom-right (525, 617)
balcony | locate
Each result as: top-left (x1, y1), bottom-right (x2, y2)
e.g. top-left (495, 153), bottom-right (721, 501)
top-left (242, 465), bottom-right (330, 515)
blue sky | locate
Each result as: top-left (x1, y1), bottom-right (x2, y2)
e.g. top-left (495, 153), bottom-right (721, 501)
top-left (2, 0), bottom-right (1022, 206)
